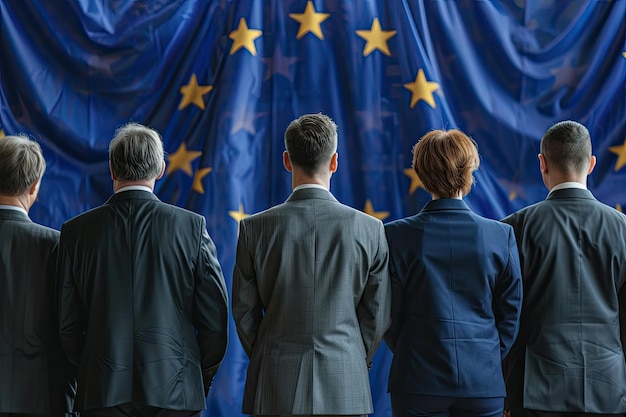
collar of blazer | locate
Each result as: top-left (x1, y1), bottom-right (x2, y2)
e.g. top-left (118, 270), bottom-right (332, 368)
top-left (421, 198), bottom-right (471, 212)
top-left (105, 189), bottom-right (160, 204)
top-left (546, 188), bottom-right (595, 201)
top-left (0, 207), bottom-right (31, 222)
top-left (286, 187), bottom-right (338, 203)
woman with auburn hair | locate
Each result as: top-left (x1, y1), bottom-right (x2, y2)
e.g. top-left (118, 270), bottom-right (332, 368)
top-left (384, 129), bottom-right (523, 417)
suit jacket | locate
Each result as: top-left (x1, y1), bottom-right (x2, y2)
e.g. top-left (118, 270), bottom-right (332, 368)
top-left (0, 207), bottom-right (76, 414)
top-left (232, 187), bottom-right (391, 415)
top-left (384, 198), bottom-right (522, 398)
top-left (502, 188), bottom-right (626, 413)
top-left (57, 190), bottom-right (229, 411)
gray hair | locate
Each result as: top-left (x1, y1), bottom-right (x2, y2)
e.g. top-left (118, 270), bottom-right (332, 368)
top-left (284, 113), bottom-right (338, 176)
top-left (109, 122), bottom-right (164, 181)
top-left (0, 134), bottom-right (46, 196)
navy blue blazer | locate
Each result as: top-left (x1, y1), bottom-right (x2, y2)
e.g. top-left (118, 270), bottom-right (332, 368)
top-left (384, 198), bottom-right (522, 398)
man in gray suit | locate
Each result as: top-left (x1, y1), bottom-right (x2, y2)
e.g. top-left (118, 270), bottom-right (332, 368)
top-left (232, 113), bottom-right (391, 417)
top-left (0, 135), bottom-right (76, 417)
top-left (502, 120), bottom-right (626, 416)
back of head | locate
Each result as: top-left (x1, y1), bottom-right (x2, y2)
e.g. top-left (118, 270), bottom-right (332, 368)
top-left (284, 113), bottom-right (337, 176)
top-left (109, 122), bottom-right (164, 181)
top-left (0, 135), bottom-right (46, 196)
top-left (540, 120), bottom-right (591, 176)
top-left (412, 129), bottom-right (480, 198)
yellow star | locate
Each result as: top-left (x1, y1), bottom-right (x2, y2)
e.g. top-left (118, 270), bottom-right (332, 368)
top-left (404, 69), bottom-right (440, 108)
top-left (403, 168), bottom-right (425, 194)
top-left (363, 199), bottom-right (389, 221)
top-left (622, 52), bottom-right (626, 58)
top-left (0, 130), bottom-right (5, 139)
top-left (617, 204), bottom-right (623, 213)
top-left (509, 190), bottom-right (517, 201)
top-left (192, 167), bottom-right (213, 194)
top-left (178, 74), bottom-right (213, 110)
top-left (355, 18), bottom-right (397, 57)
top-left (166, 143), bottom-right (202, 176)
top-left (229, 17), bottom-right (262, 56)
top-left (289, 1), bottom-right (330, 40)
top-left (229, 203), bottom-right (249, 224)
top-left (609, 138), bottom-right (626, 171)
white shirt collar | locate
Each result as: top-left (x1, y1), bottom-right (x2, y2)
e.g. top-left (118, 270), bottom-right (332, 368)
top-left (116, 185), bottom-right (153, 194)
top-left (549, 182), bottom-right (587, 195)
top-left (293, 183), bottom-right (329, 192)
top-left (0, 204), bottom-right (28, 216)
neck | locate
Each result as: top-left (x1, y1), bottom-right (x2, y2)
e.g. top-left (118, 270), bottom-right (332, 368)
top-left (546, 172), bottom-right (587, 190)
top-left (113, 179), bottom-right (155, 193)
top-left (0, 194), bottom-right (32, 212)
top-left (291, 171), bottom-right (330, 190)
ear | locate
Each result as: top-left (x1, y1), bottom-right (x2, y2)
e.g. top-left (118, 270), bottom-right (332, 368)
top-left (155, 160), bottom-right (165, 180)
top-left (283, 151), bottom-right (293, 172)
top-left (538, 153), bottom-right (548, 174)
top-left (329, 153), bottom-right (338, 173)
top-left (109, 160), bottom-right (117, 181)
top-left (29, 178), bottom-right (41, 196)
top-left (587, 155), bottom-right (596, 175)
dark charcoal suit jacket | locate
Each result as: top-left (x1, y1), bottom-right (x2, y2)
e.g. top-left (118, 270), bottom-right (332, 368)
top-left (384, 198), bottom-right (523, 399)
top-left (57, 190), bottom-right (228, 412)
top-left (502, 188), bottom-right (626, 413)
top-left (0, 207), bottom-right (76, 414)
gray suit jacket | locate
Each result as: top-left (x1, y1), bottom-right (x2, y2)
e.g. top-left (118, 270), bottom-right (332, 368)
top-left (232, 187), bottom-right (391, 415)
top-left (502, 188), bottom-right (626, 413)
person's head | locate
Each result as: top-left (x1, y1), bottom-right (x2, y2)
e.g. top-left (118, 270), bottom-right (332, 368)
top-left (283, 113), bottom-right (338, 180)
top-left (538, 120), bottom-right (595, 187)
top-left (108, 122), bottom-right (165, 187)
top-left (412, 129), bottom-right (480, 199)
top-left (0, 135), bottom-right (46, 205)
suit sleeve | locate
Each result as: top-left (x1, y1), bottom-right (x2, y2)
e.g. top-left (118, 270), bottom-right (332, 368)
top-left (382, 230), bottom-right (403, 354)
top-left (494, 226), bottom-right (523, 359)
top-left (193, 218), bottom-right (229, 395)
top-left (357, 222), bottom-right (391, 367)
top-left (56, 225), bottom-right (87, 369)
top-left (232, 219), bottom-right (263, 358)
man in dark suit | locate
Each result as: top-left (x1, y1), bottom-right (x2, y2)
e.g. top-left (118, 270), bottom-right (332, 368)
top-left (502, 120), bottom-right (626, 416)
top-left (56, 123), bottom-right (229, 417)
top-left (0, 135), bottom-right (76, 417)
top-left (232, 113), bottom-right (391, 417)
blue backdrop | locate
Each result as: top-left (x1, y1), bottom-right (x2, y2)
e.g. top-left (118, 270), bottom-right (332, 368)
top-left (1, 1), bottom-right (625, 416)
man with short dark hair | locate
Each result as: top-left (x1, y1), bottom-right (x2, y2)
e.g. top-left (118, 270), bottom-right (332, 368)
top-left (502, 120), bottom-right (626, 417)
top-left (0, 135), bottom-right (76, 417)
top-left (57, 122), bottom-right (228, 417)
top-left (232, 113), bottom-right (391, 417)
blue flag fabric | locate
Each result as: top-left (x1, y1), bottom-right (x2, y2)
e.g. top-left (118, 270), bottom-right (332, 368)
top-left (1, 1), bottom-right (625, 416)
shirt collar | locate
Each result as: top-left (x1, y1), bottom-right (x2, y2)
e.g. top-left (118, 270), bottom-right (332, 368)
top-left (116, 185), bottom-right (153, 194)
top-left (293, 183), bottom-right (329, 192)
top-left (0, 204), bottom-right (28, 216)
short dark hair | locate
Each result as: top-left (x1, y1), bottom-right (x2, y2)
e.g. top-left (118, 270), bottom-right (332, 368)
top-left (540, 120), bottom-right (591, 175)
top-left (412, 129), bottom-right (480, 198)
top-left (0, 135), bottom-right (46, 196)
top-left (284, 113), bottom-right (337, 176)
top-left (109, 122), bottom-right (164, 181)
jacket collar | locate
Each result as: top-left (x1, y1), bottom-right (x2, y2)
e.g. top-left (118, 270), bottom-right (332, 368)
top-left (546, 188), bottom-right (595, 201)
top-left (286, 187), bottom-right (338, 203)
top-left (106, 189), bottom-right (160, 204)
top-left (0, 207), bottom-right (31, 222)
top-left (421, 198), bottom-right (471, 212)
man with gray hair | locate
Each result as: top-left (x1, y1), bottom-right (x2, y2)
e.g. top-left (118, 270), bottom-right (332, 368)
top-left (0, 135), bottom-right (76, 417)
top-left (502, 120), bottom-right (626, 416)
top-left (232, 113), bottom-right (391, 417)
top-left (57, 123), bottom-right (228, 417)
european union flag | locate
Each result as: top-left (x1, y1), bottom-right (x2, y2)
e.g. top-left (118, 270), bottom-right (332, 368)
top-left (1, 1), bottom-right (624, 417)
